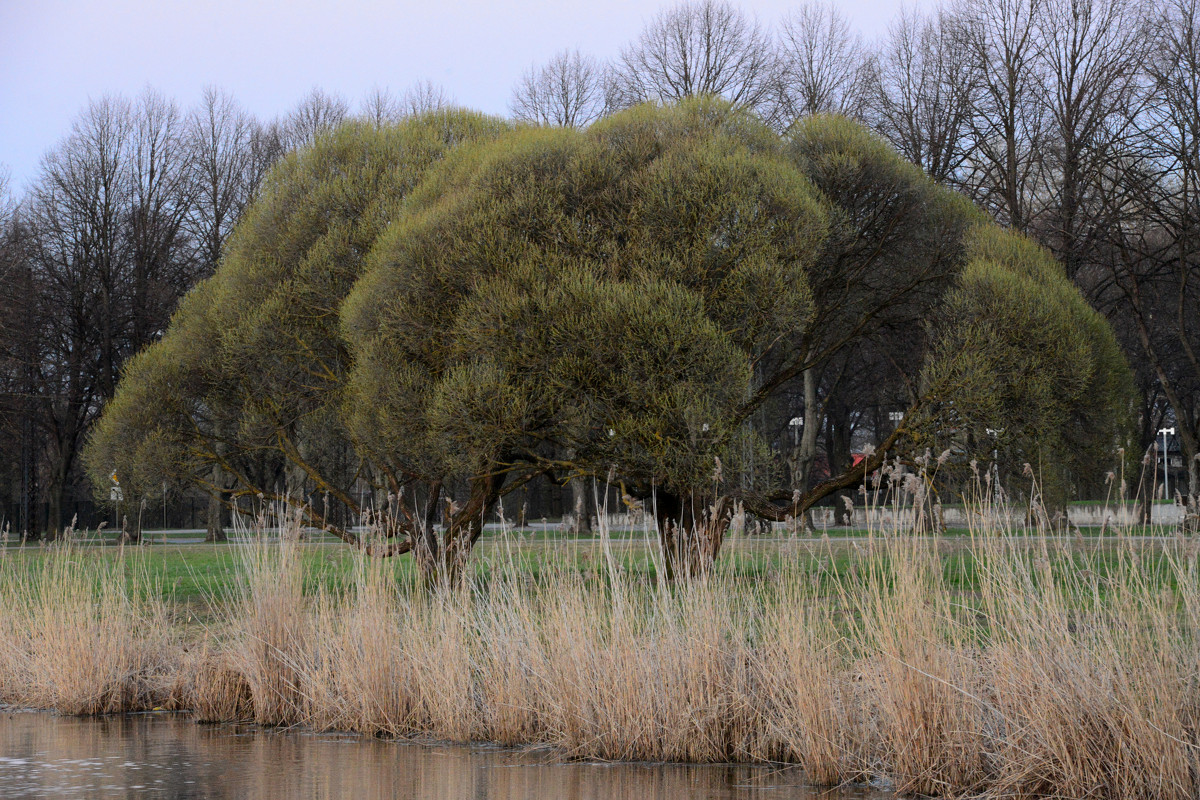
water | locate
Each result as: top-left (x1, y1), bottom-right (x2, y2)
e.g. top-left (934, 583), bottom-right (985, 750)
top-left (0, 711), bottom-right (887, 799)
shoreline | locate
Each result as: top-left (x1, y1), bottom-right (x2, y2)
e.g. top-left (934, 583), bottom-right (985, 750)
top-left (3, 524), bottom-right (1199, 798)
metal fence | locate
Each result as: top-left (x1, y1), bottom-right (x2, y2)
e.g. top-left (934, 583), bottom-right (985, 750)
top-left (0, 496), bottom-right (215, 535)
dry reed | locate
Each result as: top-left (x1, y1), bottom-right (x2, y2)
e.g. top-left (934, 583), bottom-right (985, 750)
top-left (2, 493), bottom-right (1199, 799)
top-left (0, 542), bottom-right (177, 713)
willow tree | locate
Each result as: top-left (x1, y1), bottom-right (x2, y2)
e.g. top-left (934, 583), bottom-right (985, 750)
top-left (91, 98), bottom-right (1131, 581)
top-left (336, 100), bottom-right (1123, 578)
top-left (340, 100), bottom-right (828, 580)
top-left (341, 100), bottom-right (1131, 579)
top-left (740, 116), bottom-right (1133, 531)
top-left (85, 111), bottom-right (510, 549)
top-left (921, 227), bottom-right (1135, 506)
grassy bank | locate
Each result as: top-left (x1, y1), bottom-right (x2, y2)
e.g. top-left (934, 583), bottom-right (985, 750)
top-left (1, 512), bottom-right (1199, 799)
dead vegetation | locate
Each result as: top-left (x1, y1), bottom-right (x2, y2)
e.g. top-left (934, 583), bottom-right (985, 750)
top-left (2, 505), bottom-right (1199, 799)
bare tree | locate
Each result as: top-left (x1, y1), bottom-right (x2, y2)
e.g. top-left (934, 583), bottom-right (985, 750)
top-left (37, 96), bottom-right (134, 402)
top-left (360, 85), bottom-right (404, 127)
top-left (187, 87), bottom-right (260, 280)
top-left (959, 0), bottom-right (1048, 230)
top-left (23, 96), bottom-right (134, 533)
top-left (127, 89), bottom-right (194, 351)
top-left (281, 87), bottom-right (350, 150)
top-left (0, 166), bottom-right (39, 537)
top-left (1034, 0), bottom-right (1150, 277)
top-left (869, 8), bottom-right (978, 184)
top-left (0, 167), bottom-right (13, 227)
top-left (15, 93), bottom-right (204, 536)
top-left (610, 0), bottom-right (778, 118)
top-left (775, 1), bottom-right (871, 124)
top-left (400, 79), bottom-right (454, 116)
top-left (511, 49), bottom-right (609, 127)
top-left (1088, 0), bottom-right (1200, 514)
top-left (1150, 0), bottom-right (1200, 508)
top-left (360, 81), bottom-right (455, 127)
top-left (248, 117), bottom-right (286, 187)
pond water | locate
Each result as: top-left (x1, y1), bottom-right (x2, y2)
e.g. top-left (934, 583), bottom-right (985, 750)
top-left (0, 710), bottom-right (888, 799)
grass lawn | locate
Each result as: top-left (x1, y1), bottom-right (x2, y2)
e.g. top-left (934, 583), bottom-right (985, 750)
top-left (1, 520), bottom-right (1187, 618)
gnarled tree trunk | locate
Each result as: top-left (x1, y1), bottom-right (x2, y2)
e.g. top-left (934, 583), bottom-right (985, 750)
top-left (654, 491), bottom-right (734, 581)
top-left (412, 474), bottom-right (504, 589)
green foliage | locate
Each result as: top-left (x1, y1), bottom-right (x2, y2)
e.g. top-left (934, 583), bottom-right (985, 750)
top-left (785, 116), bottom-right (984, 371)
top-left (925, 226), bottom-right (1136, 503)
top-left (86, 112), bottom-right (510, 503)
top-left (90, 98), bottom-right (1134, 532)
top-left (341, 99), bottom-right (827, 494)
top-left (440, 265), bottom-right (752, 486)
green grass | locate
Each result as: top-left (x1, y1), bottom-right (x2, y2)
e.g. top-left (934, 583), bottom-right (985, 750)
top-left (0, 543), bottom-right (367, 611)
top-left (1, 522), bottom-right (1188, 616)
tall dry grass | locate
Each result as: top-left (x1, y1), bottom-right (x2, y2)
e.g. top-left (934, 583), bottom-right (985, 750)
top-left (3, 488), bottom-right (1200, 799)
top-left (191, 513), bottom-right (1200, 799)
top-left (0, 542), bottom-right (177, 713)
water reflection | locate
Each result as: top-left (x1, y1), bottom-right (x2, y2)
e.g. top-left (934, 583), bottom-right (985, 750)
top-left (0, 711), bottom-right (884, 799)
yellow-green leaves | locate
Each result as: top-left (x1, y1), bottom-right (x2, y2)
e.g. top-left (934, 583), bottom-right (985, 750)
top-left (91, 97), bottom-right (1133, 520)
top-left (87, 112), bottom-right (511, 505)
top-left (341, 98), bottom-right (827, 493)
top-left (926, 227), bottom-right (1135, 502)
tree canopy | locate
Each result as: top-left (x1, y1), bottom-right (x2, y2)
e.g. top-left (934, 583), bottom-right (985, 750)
top-left (87, 98), bottom-right (1133, 579)
top-left (85, 111), bottom-right (510, 548)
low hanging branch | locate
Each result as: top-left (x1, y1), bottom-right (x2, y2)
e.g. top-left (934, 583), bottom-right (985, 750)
top-left (737, 400), bottom-right (924, 522)
top-left (192, 440), bottom-right (420, 556)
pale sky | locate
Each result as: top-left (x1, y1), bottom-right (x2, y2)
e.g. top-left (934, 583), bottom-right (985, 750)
top-left (0, 0), bottom-right (916, 193)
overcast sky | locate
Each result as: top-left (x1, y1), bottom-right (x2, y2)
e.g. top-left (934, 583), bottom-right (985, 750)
top-left (0, 0), bottom-right (917, 193)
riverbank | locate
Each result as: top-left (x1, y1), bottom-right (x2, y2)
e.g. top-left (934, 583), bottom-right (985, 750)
top-left (1, 513), bottom-right (1198, 799)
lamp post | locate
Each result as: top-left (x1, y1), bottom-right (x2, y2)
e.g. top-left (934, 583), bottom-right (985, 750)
top-left (986, 428), bottom-right (1004, 503)
top-left (789, 416), bottom-right (804, 447)
top-left (1159, 427), bottom-right (1176, 502)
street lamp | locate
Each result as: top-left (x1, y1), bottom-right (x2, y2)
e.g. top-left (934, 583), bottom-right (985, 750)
top-left (986, 428), bottom-right (1004, 502)
top-left (788, 416), bottom-right (803, 447)
top-left (1159, 427), bottom-right (1176, 501)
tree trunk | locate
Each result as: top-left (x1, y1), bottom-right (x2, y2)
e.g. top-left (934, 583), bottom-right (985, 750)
top-left (787, 369), bottom-right (822, 533)
top-left (46, 453), bottom-right (72, 540)
top-left (1136, 455), bottom-right (1153, 525)
top-left (412, 516), bottom-right (443, 585)
top-left (413, 476), bottom-right (501, 589)
top-left (1185, 443), bottom-right (1199, 534)
top-left (570, 477), bottom-right (593, 535)
top-left (796, 368), bottom-right (820, 491)
top-left (46, 482), bottom-right (64, 541)
top-left (205, 488), bottom-right (227, 543)
top-left (654, 491), bottom-right (734, 581)
top-left (414, 513), bottom-right (485, 589)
